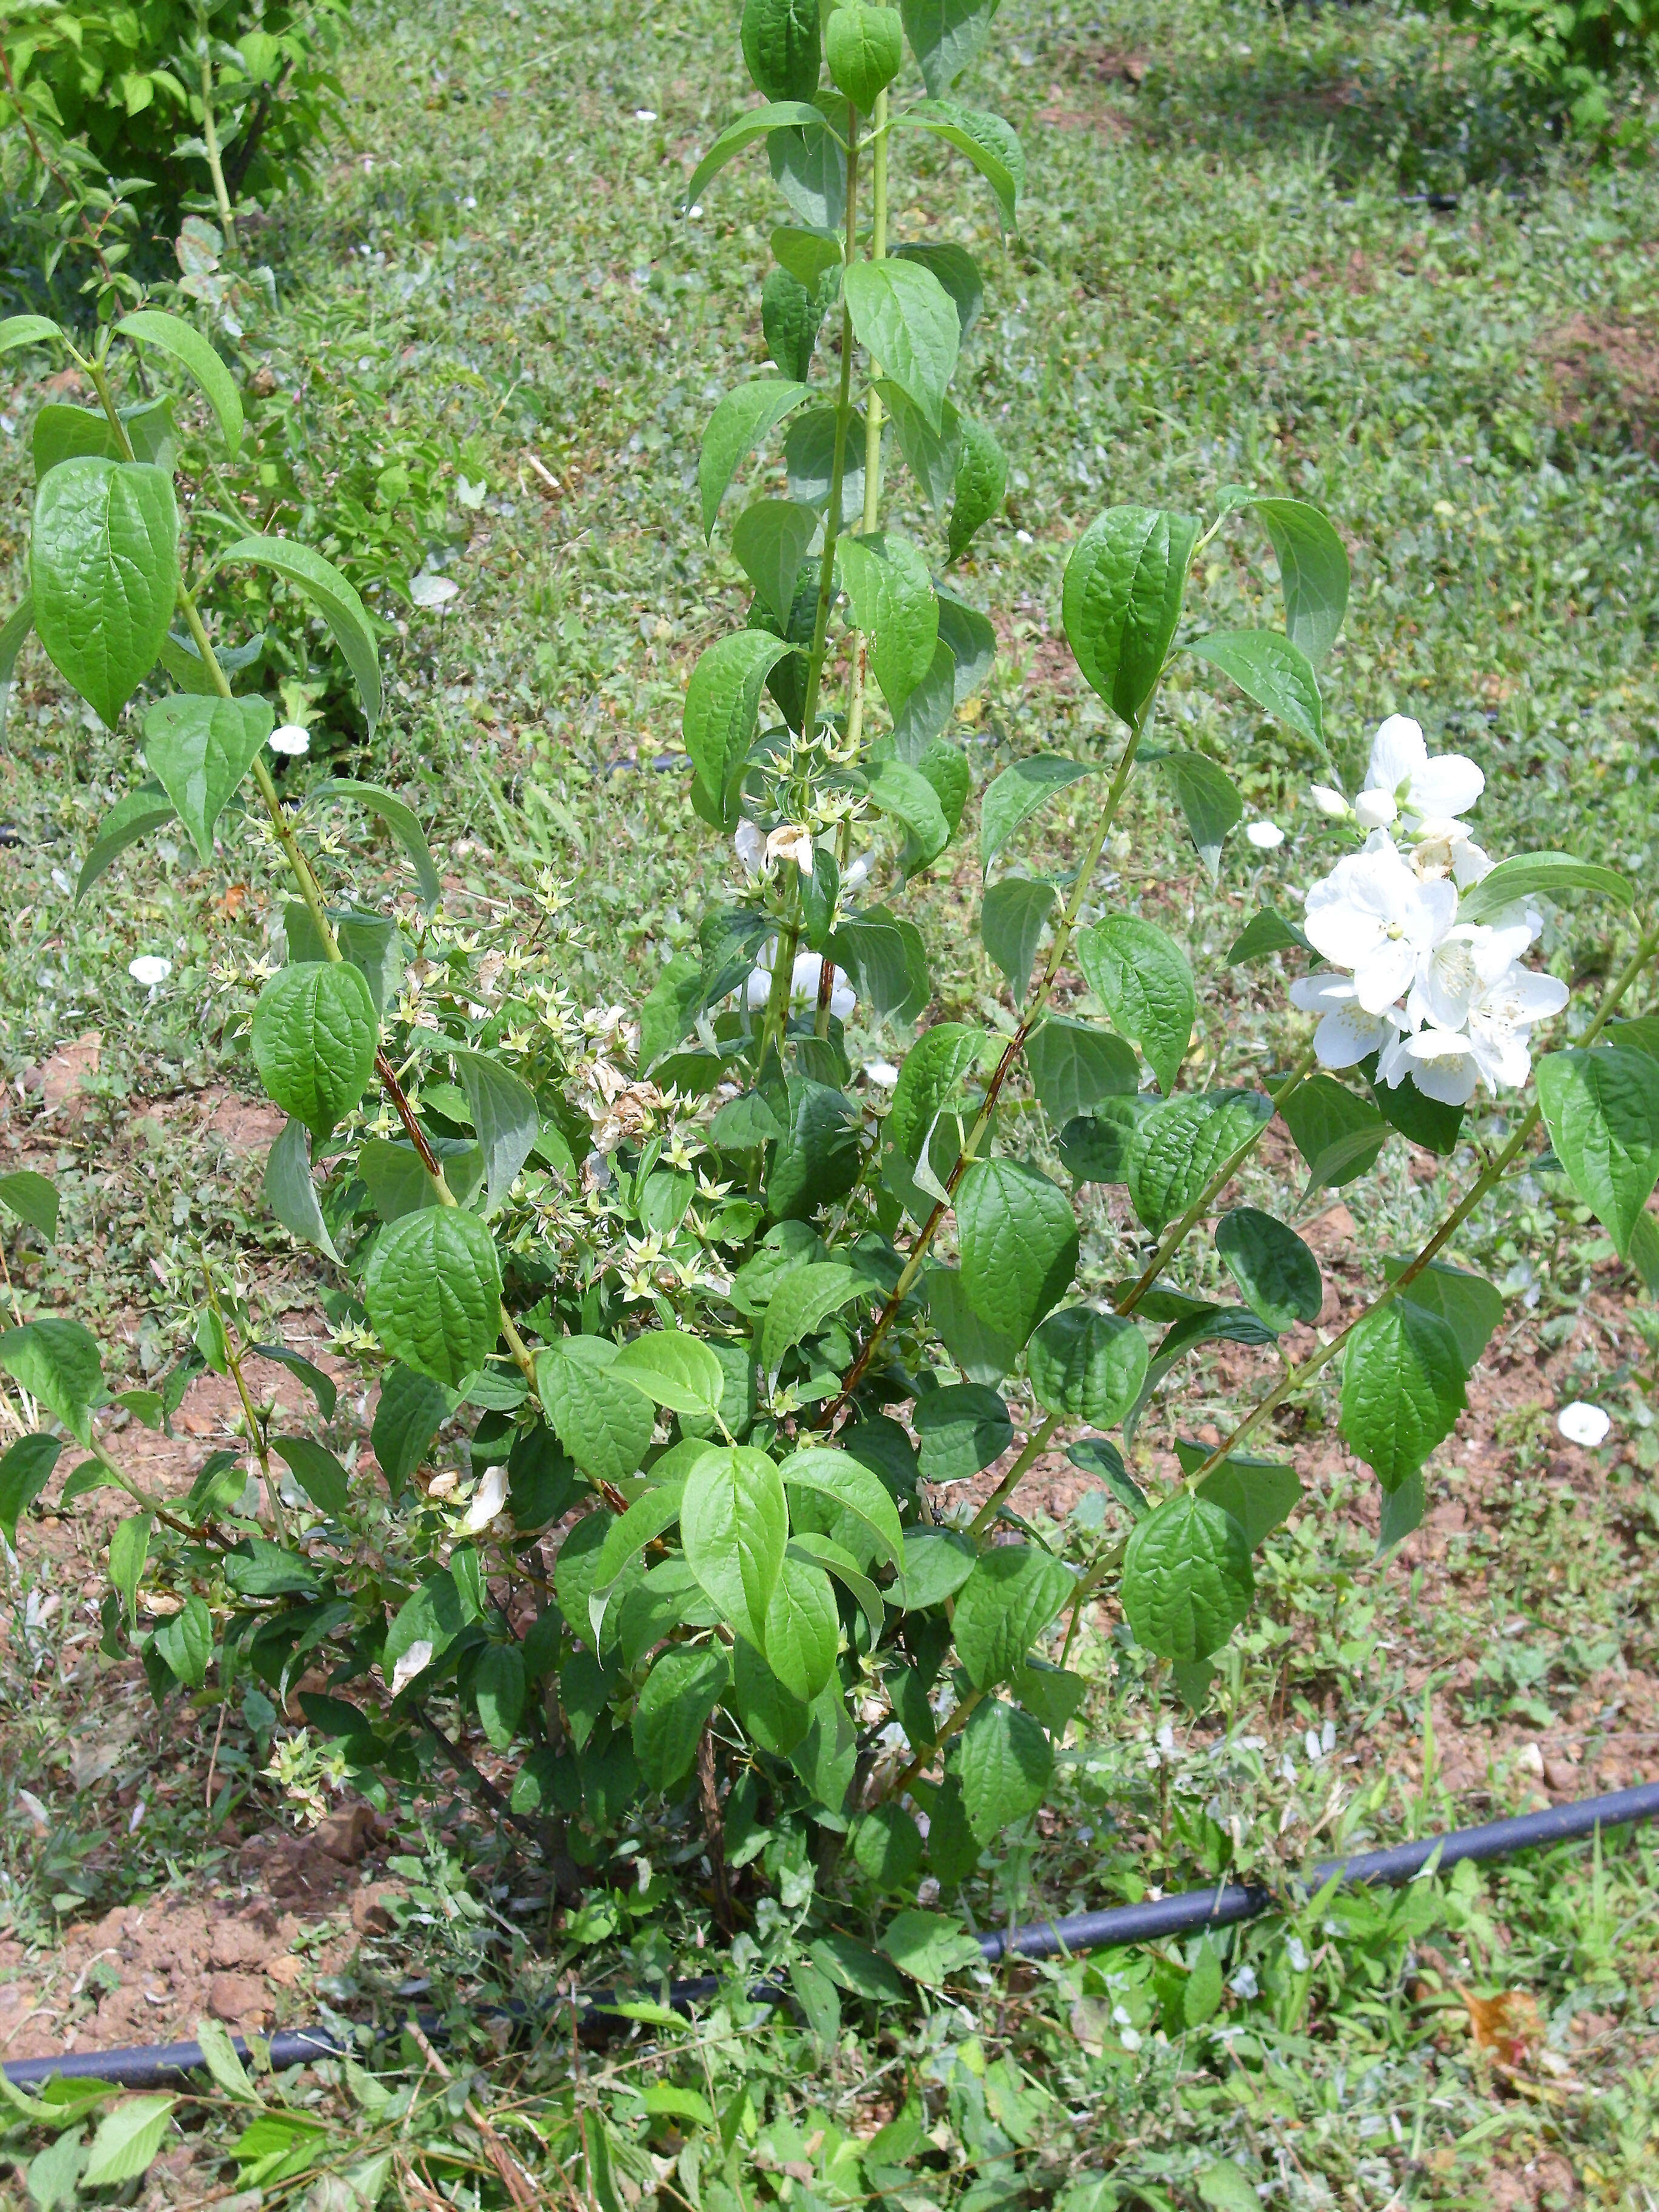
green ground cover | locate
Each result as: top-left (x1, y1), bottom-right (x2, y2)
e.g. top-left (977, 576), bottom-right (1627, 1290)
top-left (2, 0), bottom-right (1659, 2201)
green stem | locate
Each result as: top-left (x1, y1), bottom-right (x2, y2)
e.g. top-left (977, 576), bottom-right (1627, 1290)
top-left (967, 1412), bottom-right (1058, 1538)
top-left (791, 110), bottom-right (860, 755)
top-left (1193, 921), bottom-right (1659, 1480)
top-left (197, 28), bottom-right (236, 243)
top-left (842, 87), bottom-right (888, 766)
top-left (203, 1265), bottom-right (287, 1545)
top-left (1114, 1041), bottom-right (1319, 1318)
top-left (887, 1684), bottom-right (984, 1801)
top-left (818, 706), bottom-right (1154, 1426)
top-left (1059, 1541), bottom-right (1123, 1669)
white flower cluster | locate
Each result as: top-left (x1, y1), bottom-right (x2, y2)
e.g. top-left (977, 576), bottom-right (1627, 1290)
top-left (1292, 717), bottom-right (1566, 1106)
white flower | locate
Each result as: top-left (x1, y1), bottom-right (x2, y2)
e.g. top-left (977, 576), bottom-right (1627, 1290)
top-left (1354, 788), bottom-right (1399, 831)
top-left (743, 940), bottom-right (856, 1021)
top-left (1558, 1402), bottom-right (1611, 1448)
top-left (634, 107), bottom-right (657, 121)
top-left (389, 1638), bottom-right (434, 1696)
top-left (462, 1462), bottom-right (508, 1533)
top-left (1303, 835), bottom-right (1458, 1014)
top-left (1289, 973), bottom-right (1400, 1069)
top-left (1228, 1963), bottom-right (1259, 2000)
top-left (1308, 783), bottom-right (1350, 819)
top-left (734, 820), bottom-right (766, 877)
top-left (129, 955), bottom-right (172, 988)
top-left (1285, 1935), bottom-right (1310, 1974)
top-left (863, 1059), bottom-right (899, 1087)
top-left (1362, 714), bottom-right (1484, 839)
top-left (765, 824), bottom-right (816, 874)
top-left (269, 723), bottom-right (310, 757)
top-left (410, 572), bottom-right (460, 609)
top-left (1409, 922), bottom-right (1532, 1035)
top-left (1245, 820), bottom-right (1285, 851)
top-left (842, 853), bottom-right (872, 893)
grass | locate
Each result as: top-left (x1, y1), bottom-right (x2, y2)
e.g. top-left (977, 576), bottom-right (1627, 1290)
top-left (2, 0), bottom-right (1659, 2202)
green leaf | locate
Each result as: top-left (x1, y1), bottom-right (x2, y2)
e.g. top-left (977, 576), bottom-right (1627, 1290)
top-left (839, 532), bottom-right (939, 713)
top-left (956, 1697), bottom-right (1052, 1839)
top-left (896, 1524), bottom-right (978, 1609)
top-left (772, 224), bottom-right (843, 290)
top-left (153, 1592), bottom-right (213, 1689)
top-left (843, 260), bottom-right (960, 434)
top-left (384, 1569), bottom-right (467, 1680)
top-left (555, 1513), bottom-right (643, 1652)
top-left (742, 1), bottom-right (823, 100)
top-left (221, 1536), bottom-right (321, 1600)
top-left (251, 961), bottom-right (378, 1142)
top-left (851, 1802), bottom-right (923, 1893)
top-left (685, 629), bottom-right (797, 824)
top-left (192, 2016), bottom-right (258, 2104)
top-left (759, 1262), bottom-right (863, 1376)
top-left (955, 1158), bottom-right (1079, 1347)
top-left (882, 1905), bottom-right (985, 1981)
top-left (0, 313), bottom-right (63, 355)
top-left (0, 1318), bottom-right (102, 1446)
top-left (1121, 1492), bottom-right (1254, 1661)
top-left (156, 622), bottom-right (263, 695)
top-left (1216, 1208), bottom-right (1322, 1331)
top-left (894, 242), bottom-right (984, 338)
top-left (953, 1545), bottom-right (1074, 1689)
top-left (451, 1048), bottom-right (538, 1215)
top-left (1537, 1047), bottom-right (1659, 1259)
top-left (1185, 629), bottom-right (1326, 756)
top-left (364, 1208), bottom-right (503, 1389)
top-left (1066, 1435), bottom-right (1148, 1521)
top-left (1062, 504), bottom-right (1198, 728)
top-left (947, 415), bottom-right (1007, 562)
top-left (32, 458), bottom-right (178, 728)
top-left (312, 780), bottom-right (441, 911)
top-left (877, 380), bottom-right (960, 517)
top-left (224, 536), bottom-right (381, 734)
top-left (370, 1365), bottom-right (454, 1495)
top-left (899, 100), bottom-right (1024, 229)
top-left (115, 309), bottom-right (243, 455)
top-left (1174, 1442), bottom-right (1302, 1547)
top-left (272, 1435), bottom-right (350, 1517)
top-left (732, 498), bottom-right (818, 623)
top-left (358, 1136), bottom-right (482, 1222)
top-left (780, 1444), bottom-right (904, 1565)
top-left (700, 379), bottom-right (811, 538)
top-left (888, 1022), bottom-right (986, 1162)
top-left (867, 759), bottom-right (950, 874)
top-left (1077, 914), bottom-right (1196, 1096)
top-left (1026, 1305), bottom-right (1148, 1428)
top-left (0, 1434), bottom-right (60, 1546)
top-left (1227, 906), bottom-right (1312, 964)
top-left (612, 1330), bottom-right (726, 1417)
top-left (0, 595), bottom-right (33, 748)
top-left (1279, 1071), bottom-right (1387, 1190)
top-left (76, 783), bottom-right (178, 900)
top-left (0, 1170), bottom-right (57, 1242)
top-left (980, 874), bottom-right (1056, 1003)
top-left (1458, 852), bottom-right (1634, 927)
top-left (768, 1077), bottom-right (862, 1221)
top-left (82, 2096), bottom-right (175, 2188)
top-left (899, 0), bottom-right (998, 90)
top-left (535, 1336), bottom-right (656, 1483)
top-left (474, 1642), bottom-right (526, 1749)
top-left (681, 1444), bottom-right (788, 1648)
top-left (764, 1549), bottom-right (839, 1698)
top-left (826, 2), bottom-right (902, 105)
top-left (261, 1118), bottom-right (341, 1263)
top-left (634, 1645), bottom-right (728, 1792)
top-left (762, 267), bottom-right (828, 379)
top-left (979, 754), bottom-right (1101, 876)
top-left (109, 1510), bottom-right (152, 1631)
top-left (141, 692), bottom-right (273, 861)
top-left (1026, 1016), bottom-right (1139, 1122)
top-left (592, 1480), bottom-right (687, 1591)
top-left (1250, 497), bottom-right (1349, 664)
top-left (1340, 1299), bottom-right (1467, 1489)
top-left (925, 1262), bottom-right (1017, 1382)
top-left (1367, 1054), bottom-right (1465, 1156)
top-left (1378, 1470), bottom-right (1427, 1553)
top-left (1058, 1096), bottom-right (1159, 1185)
top-left (1381, 1256), bottom-right (1503, 1372)
top-left (1151, 748), bottom-right (1243, 877)
top-left (731, 1638), bottom-right (811, 1754)
top-left (913, 1383), bottom-right (1013, 1484)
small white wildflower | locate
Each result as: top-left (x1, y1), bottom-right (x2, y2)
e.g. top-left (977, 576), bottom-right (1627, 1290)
top-left (734, 819), bottom-right (766, 876)
top-left (1307, 783), bottom-right (1350, 818)
top-left (688, 203), bottom-right (703, 218)
top-left (1285, 1935), bottom-right (1310, 1974)
top-left (1558, 1402), bottom-right (1611, 1449)
top-left (1228, 1963), bottom-right (1258, 1999)
top-left (269, 723), bottom-right (310, 757)
top-left (1014, 527), bottom-right (1034, 544)
top-left (410, 572), bottom-right (460, 609)
top-left (463, 1462), bottom-right (509, 1533)
top-left (1362, 714), bottom-right (1484, 838)
top-left (634, 107), bottom-right (658, 121)
top-left (863, 1059), bottom-right (899, 1087)
top-left (129, 954), bottom-right (172, 988)
top-left (389, 1638), bottom-right (434, 1695)
top-left (1245, 820), bottom-right (1284, 850)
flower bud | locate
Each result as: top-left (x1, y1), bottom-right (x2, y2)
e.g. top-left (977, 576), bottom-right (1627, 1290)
top-left (1353, 789), bottom-right (1398, 831)
top-left (1307, 783), bottom-right (1349, 819)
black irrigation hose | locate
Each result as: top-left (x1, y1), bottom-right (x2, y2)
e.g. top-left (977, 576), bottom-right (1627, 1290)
top-left (10, 1780), bottom-right (1659, 2093)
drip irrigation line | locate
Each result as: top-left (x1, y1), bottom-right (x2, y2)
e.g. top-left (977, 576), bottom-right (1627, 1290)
top-left (9, 1779), bottom-right (1658, 2093)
